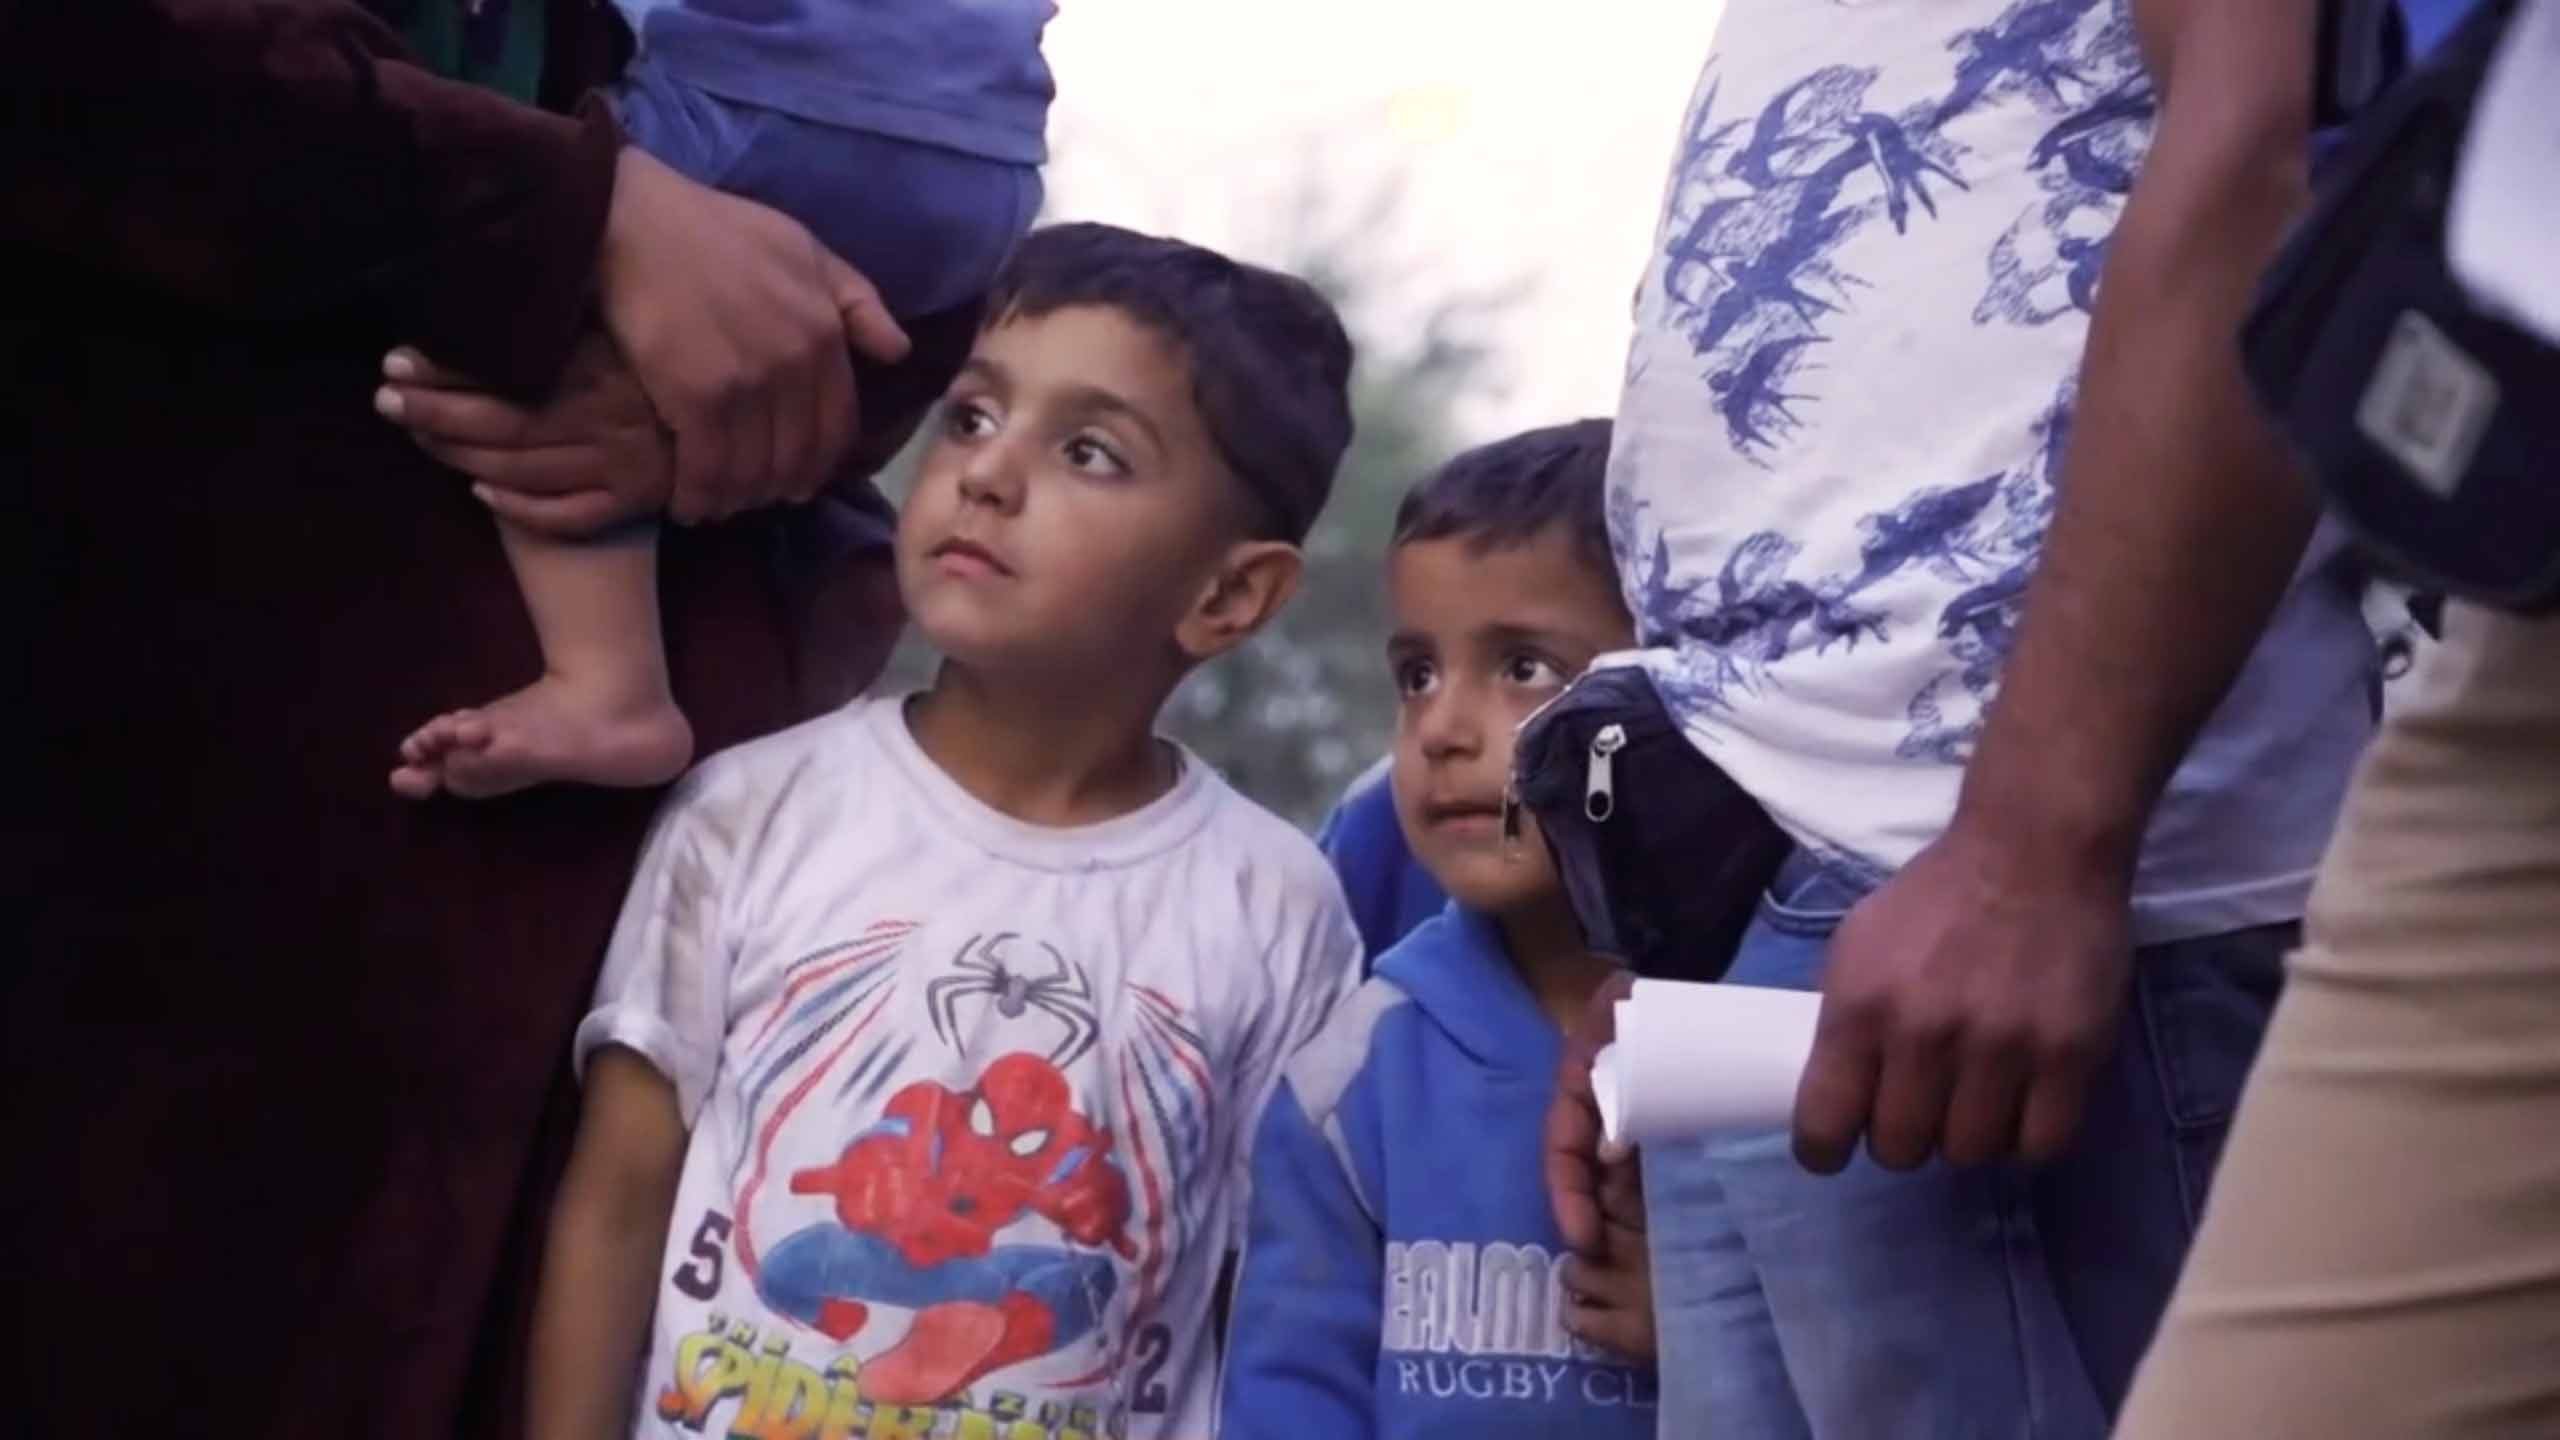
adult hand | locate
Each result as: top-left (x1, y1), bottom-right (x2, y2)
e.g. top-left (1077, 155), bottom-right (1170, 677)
top-left (375, 333), bottom-right (672, 539)
top-left (1792, 815), bottom-right (2133, 1176)
top-left (594, 145), bottom-right (910, 525)
top-left (1546, 971), bottom-right (1654, 1361)
top-left (1546, 971), bottom-right (1642, 1260)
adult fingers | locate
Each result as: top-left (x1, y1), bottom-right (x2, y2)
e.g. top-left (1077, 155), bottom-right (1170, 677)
top-left (721, 375), bottom-right (775, 522)
top-left (1864, 1010), bottom-right (1960, 1172)
top-left (1940, 1030), bottom-right (2033, 1168)
top-left (379, 384), bottom-right (548, 453)
top-left (824, 251), bottom-right (911, 366)
top-left (409, 436), bottom-right (603, 495)
top-left (381, 348), bottom-right (486, 391)
top-left (578, 343), bottom-right (680, 469)
top-left (772, 319), bottom-right (849, 508)
top-left (471, 483), bottom-right (636, 540)
top-left (689, 310), bottom-right (780, 521)
top-left (556, 328), bottom-right (626, 386)
top-left (1792, 997), bottom-right (1884, 1176)
top-left (805, 320), bottom-right (858, 505)
top-left (767, 369), bottom-right (818, 510)
top-left (2018, 1044), bottom-right (2100, 1165)
top-left (665, 388), bottom-right (733, 527)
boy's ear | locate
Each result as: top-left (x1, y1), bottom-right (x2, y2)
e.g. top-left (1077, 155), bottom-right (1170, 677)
top-left (1176, 540), bottom-right (1304, 663)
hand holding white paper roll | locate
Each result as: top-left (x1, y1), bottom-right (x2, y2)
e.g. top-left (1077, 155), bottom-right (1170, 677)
top-left (1591, 980), bottom-right (1821, 1146)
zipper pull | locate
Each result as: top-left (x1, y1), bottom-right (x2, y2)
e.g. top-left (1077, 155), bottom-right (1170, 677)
top-left (1585, 723), bottom-right (1627, 823)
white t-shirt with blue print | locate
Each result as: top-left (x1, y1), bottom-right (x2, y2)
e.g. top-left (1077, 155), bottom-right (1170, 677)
top-left (1610, 0), bottom-right (2376, 943)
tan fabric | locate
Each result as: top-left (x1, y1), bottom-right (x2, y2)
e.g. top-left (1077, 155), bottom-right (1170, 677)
top-left (2118, 603), bottom-right (2560, 1437)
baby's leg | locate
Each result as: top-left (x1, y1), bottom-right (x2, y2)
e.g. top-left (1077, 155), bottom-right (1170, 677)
top-left (391, 519), bottom-right (693, 799)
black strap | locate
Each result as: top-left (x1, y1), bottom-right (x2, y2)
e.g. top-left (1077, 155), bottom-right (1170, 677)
top-left (2318, 0), bottom-right (2412, 128)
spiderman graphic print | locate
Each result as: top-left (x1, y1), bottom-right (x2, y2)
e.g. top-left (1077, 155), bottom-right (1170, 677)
top-left (657, 926), bottom-right (1214, 1437)
top-left (581, 696), bottom-right (1362, 1440)
top-left (759, 1051), bottom-right (1136, 1404)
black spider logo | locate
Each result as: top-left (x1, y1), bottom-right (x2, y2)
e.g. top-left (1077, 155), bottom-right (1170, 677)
top-left (925, 932), bottom-right (1101, 1068)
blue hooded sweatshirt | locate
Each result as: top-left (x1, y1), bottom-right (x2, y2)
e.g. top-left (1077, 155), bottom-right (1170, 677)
top-left (1315, 758), bottom-right (1446, 966)
top-left (1219, 904), bottom-right (1658, 1439)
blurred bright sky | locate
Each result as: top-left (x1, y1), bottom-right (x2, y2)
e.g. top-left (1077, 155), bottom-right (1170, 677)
top-left (1042, 0), bottom-right (1730, 442)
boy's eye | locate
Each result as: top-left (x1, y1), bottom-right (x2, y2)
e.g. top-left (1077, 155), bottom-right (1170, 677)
top-left (1062, 434), bottom-right (1128, 476)
top-left (1393, 657), bottom-right (1439, 699)
top-left (1502, 653), bottom-right (1566, 689)
top-left (945, 400), bottom-right (999, 440)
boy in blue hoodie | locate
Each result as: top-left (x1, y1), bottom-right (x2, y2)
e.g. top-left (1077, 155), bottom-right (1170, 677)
top-left (1220, 420), bottom-right (1659, 1439)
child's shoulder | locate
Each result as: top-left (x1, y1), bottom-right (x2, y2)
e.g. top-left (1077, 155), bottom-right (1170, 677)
top-left (1182, 759), bottom-right (1358, 913)
top-left (661, 698), bottom-right (888, 817)
top-left (1282, 908), bottom-right (1493, 1113)
top-left (1278, 972), bottom-right (1416, 1125)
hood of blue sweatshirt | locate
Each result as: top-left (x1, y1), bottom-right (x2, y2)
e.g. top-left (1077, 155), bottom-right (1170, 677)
top-left (1220, 903), bottom-right (1657, 1440)
top-left (1375, 904), bottom-right (1561, 1078)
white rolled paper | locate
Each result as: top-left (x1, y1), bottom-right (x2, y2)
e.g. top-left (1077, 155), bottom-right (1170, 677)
top-left (1593, 980), bottom-right (1822, 1146)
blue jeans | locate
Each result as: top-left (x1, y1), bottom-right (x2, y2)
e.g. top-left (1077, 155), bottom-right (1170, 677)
top-left (609, 57), bottom-right (1043, 321)
top-left (1646, 855), bottom-right (2290, 1438)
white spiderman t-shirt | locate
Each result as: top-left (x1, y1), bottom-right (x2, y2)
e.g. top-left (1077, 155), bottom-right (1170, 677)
top-left (577, 697), bottom-right (1359, 1440)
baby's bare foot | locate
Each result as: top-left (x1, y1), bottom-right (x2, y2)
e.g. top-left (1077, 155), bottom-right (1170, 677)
top-left (390, 677), bottom-right (693, 800)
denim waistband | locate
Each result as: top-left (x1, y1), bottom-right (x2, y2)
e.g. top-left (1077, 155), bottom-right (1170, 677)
top-left (1767, 848), bottom-right (1876, 923)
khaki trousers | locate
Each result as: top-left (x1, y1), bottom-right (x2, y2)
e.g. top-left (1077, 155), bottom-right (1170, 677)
top-left (2118, 604), bottom-right (2560, 1436)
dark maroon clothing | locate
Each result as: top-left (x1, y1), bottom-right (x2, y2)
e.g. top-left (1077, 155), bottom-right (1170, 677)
top-left (1, 4), bottom-right (948, 1434)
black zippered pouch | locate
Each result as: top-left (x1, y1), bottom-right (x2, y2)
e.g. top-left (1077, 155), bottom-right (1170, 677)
top-left (2244, 0), bottom-right (2560, 612)
top-left (1510, 658), bottom-right (1790, 985)
top-left (2316, 0), bottom-right (2408, 128)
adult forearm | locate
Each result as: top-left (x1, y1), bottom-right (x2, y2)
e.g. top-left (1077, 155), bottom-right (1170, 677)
top-left (1955, 96), bottom-right (2319, 880)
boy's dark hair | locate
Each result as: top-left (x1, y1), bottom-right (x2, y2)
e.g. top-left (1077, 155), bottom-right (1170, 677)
top-left (986, 223), bottom-right (1356, 545)
top-left (1392, 418), bottom-right (1618, 582)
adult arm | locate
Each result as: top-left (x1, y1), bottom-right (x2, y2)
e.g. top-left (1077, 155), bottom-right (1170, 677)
top-left (7, 2), bottom-right (908, 506)
top-left (1217, 1081), bottom-right (1384, 1440)
top-left (527, 1048), bottom-right (687, 1440)
top-left (367, 150), bottom-right (919, 522)
top-left (1795, 0), bottom-right (2325, 1173)
top-left (6, 0), bottom-right (615, 394)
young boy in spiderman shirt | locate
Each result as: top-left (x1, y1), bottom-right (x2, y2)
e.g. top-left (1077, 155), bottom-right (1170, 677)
top-left (1220, 422), bottom-right (1659, 1439)
top-left (531, 223), bottom-right (1363, 1440)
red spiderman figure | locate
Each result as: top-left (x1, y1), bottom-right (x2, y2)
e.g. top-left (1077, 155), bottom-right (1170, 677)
top-left (758, 1052), bottom-right (1137, 1404)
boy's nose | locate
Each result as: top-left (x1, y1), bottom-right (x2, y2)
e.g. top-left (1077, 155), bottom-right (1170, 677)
top-left (1415, 687), bottom-right (1485, 762)
top-left (956, 446), bottom-right (1026, 513)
